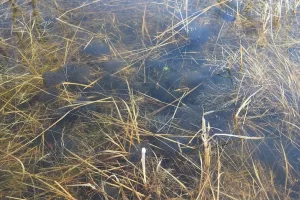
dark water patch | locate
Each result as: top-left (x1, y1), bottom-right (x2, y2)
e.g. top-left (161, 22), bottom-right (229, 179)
top-left (146, 82), bottom-right (180, 103)
top-left (142, 60), bottom-right (181, 102)
top-left (52, 99), bottom-right (98, 123)
top-left (35, 125), bottom-right (79, 168)
top-left (214, 7), bottom-right (236, 22)
top-left (43, 121), bottom-right (65, 149)
top-left (153, 11), bottom-right (232, 68)
top-left (182, 71), bottom-right (211, 88)
top-left (175, 103), bottom-right (233, 132)
top-left (62, 64), bottom-right (91, 84)
top-left (188, 73), bottom-right (234, 102)
top-left (42, 71), bottom-right (65, 88)
top-left (146, 112), bottom-right (178, 133)
top-left (43, 63), bottom-right (91, 88)
top-left (87, 73), bottom-right (128, 97)
top-left (216, 10), bottom-right (236, 22)
top-left (81, 41), bottom-right (110, 57)
top-left (143, 69), bottom-right (183, 103)
top-left (50, 108), bottom-right (81, 126)
top-left (39, 61), bottom-right (129, 129)
top-left (36, 87), bottom-right (60, 102)
top-left (115, 24), bottom-right (141, 46)
top-left (86, 60), bottom-right (127, 75)
top-left (165, 26), bottom-right (217, 57)
top-left (34, 122), bottom-right (75, 164)
top-left (256, 137), bottom-right (300, 199)
top-left (215, 0), bottom-right (245, 22)
top-left (143, 57), bottom-right (232, 105)
top-left (101, 60), bottom-right (126, 73)
top-left (169, 4), bottom-right (239, 54)
top-left (175, 104), bottom-right (204, 130)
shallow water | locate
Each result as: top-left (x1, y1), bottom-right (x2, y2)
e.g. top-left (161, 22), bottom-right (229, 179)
top-left (1, 0), bottom-right (299, 199)
top-left (0, 0), bottom-right (267, 157)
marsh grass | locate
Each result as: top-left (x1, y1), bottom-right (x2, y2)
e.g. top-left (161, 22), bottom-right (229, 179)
top-left (0, 0), bottom-right (299, 199)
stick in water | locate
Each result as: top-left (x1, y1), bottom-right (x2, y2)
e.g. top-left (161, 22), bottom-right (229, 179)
top-left (141, 147), bottom-right (147, 184)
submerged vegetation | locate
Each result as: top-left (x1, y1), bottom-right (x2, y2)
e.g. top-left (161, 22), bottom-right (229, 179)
top-left (0, 0), bottom-right (299, 199)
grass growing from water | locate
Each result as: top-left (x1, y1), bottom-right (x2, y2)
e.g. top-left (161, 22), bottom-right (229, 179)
top-left (0, 0), bottom-right (299, 199)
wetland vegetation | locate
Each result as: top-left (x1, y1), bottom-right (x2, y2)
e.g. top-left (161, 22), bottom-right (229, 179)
top-left (0, 0), bottom-right (299, 199)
